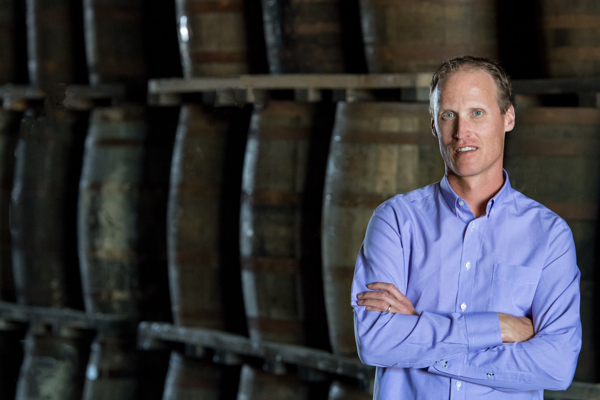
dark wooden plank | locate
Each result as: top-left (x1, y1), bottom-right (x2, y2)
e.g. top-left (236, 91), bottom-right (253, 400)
top-left (0, 301), bottom-right (136, 332)
top-left (137, 322), bottom-right (374, 380)
top-left (545, 382), bottom-right (600, 399)
top-left (512, 77), bottom-right (600, 95)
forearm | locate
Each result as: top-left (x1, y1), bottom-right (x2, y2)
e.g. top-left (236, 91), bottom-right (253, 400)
top-left (354, 307), bottom-right (502, 368)
top-left (428, 330), bottom-right (581, 391)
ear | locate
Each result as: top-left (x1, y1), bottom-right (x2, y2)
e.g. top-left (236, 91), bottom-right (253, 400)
top-left (504, 105), bottom-right (515, 133)
top-left (431, 119), bottom-right (438, 138)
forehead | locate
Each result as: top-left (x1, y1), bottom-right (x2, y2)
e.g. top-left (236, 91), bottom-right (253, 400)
top-left (435, 69), bottom-right (498, 107)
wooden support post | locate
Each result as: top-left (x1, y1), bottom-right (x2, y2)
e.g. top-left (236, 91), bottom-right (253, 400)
top-left (297, 366), bottom-right (329, 382)
top-left (213, 349), bottom-right (242, 366)
top-left (513, 94), bottom-right (543, 108)
top-left (185, 343), bottom-right (207, 358)
top-left (345, 89), bottom-right (375, 103)
top-left (262, 357), bottom-right (288, 375)
top-left (215, 88), bottom-right (237, 106)
top-left (294, 88), bottom-right (322, 103)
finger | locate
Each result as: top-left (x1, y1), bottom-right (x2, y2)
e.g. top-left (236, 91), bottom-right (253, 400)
top-left (366, 282), bottom-right (409, 302)
top-left (359, 299), bottom-right (393, 312)
top-left (358, 291), bottom-right (393, 302)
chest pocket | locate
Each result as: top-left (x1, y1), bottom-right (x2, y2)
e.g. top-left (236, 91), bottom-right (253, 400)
top-left (488, 263), bottom-right (541, 316)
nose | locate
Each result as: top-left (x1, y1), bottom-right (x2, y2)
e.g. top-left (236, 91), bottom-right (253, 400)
top-left (454, 116), bottom-right (471, 140)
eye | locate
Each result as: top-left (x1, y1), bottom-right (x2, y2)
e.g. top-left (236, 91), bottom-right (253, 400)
top-left (443, 112), bottom-right (454, 118)
top-left (474, 110), bottom-right (483, 116)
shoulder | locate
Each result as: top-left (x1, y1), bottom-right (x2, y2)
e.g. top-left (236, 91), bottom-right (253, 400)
top-left (372, 182), bottom-right (440, 223)
top-left (508, 189), bottom-right (574, 252)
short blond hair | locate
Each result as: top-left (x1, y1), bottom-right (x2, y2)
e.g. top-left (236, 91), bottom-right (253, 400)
top-left (429, 56), bottom-right (513, 117)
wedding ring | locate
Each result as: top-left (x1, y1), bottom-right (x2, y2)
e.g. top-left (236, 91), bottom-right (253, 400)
top-left (386, 304), bottom-right (392, 313)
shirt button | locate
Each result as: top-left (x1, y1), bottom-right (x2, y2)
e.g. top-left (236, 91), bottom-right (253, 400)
top-left (460, 303), bottom-right (467, 311)
top-left (466, 261), bottom-right (471, 270)
top-left (459, 200), bottom-right (464, 206)
top-left (456, 381), bottom-right (462, 389)
top-left (471, 223), bottom-right (475, 231)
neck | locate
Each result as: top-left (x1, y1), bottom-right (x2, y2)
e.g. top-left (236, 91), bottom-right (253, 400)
top-left (446, 165), bottom-right (504, 218)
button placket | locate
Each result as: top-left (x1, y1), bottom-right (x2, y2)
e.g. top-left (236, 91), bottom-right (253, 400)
top-left (457, 220), bottom-right (478, 313)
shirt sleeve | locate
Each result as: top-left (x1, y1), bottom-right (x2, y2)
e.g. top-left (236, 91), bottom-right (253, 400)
top-left (428, 223), bottom-right (582, 391)
top-left (352, 201), bottom-right (503, 369)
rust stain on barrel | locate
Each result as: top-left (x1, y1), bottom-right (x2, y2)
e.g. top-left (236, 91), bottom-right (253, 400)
top-left (185, 0), bottom-right (244, 13)
top-left (242, 257), bottom-right (300, 274)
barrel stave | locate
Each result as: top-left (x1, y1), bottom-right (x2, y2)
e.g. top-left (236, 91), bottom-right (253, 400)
top-left (11, 109), bottom-right (86, 308)
top-left (504, 107), bottom-right (600, 382)
top-left (240, 102), bottom-right (315, 345)
top-left (540, 0), bottom-right (600, 77)
top-left (162, 351), bottom-right (221, 400)
top-left (83, 0), bottom-right (146, 85)
top-left (78, 106), bottom-right (147, 317)
top-left (82, 335), bottom-right (138, 400)
top-left (0, 0), bottom-right (15, 83)
top-left (237, 365), bottom-right (310, 400)
top-left (262, 0), bottom-right (344, 73)
top-left (322, 102), bottom-right (444, 356)
top-left (359, 0), bottom-right (497, 73)
top-left (167, 105), bottom-right (228, 329)
top-left (176, 0), bottom-right (248, 78)
top-left (15, 326), bottom-right (92, 400)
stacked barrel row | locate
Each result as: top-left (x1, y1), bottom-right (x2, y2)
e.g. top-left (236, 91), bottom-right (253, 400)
top-left (1, 0), bottom-right (599, 86)
top-left (504, 107), bottom-right (600, 382)
top-left (0, 103), bottom-right (175, 400)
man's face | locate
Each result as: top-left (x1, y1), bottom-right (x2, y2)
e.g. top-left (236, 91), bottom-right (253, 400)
top-left (431, 69), bottom-right (515, 179)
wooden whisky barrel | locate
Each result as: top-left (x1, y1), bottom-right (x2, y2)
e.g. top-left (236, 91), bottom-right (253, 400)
top-left (0, 110), bottom-right (20, 302)
top-left (167, 105), bottom-right (228, 329)
top-left (504, 107), bottom-right (600, 381)
top-left (162, 351), bottom-right (222, 400)
top-left (78, 106), bottom-right (173, 320)
top-left (240, 101), bottom-right (318, 345)
top-left (15, 325), bottom-right (92, 400)
top-left (0, 322), bottom-right (25, 400)
top-left (539, 0), bottom-right (600, 77)
top-left (328, 381), bottom-right (371, 400)
top-left (359, 0), bottom-right (498, 73)
top-left (175, 0), bottom-right (248, 78)
top-left (0, 0), bottom-right (15, 83)
top-left (83, 0), bottom-right (146, 85)
top-left (237, 365), bottom-right (310, 400)
top-left (262, 0), bottom-right (344, 73)
top-left (322, 102), bottom-right (444, 356)
top-left (11, 108), bottom-right (87, 308)
top-left (81, 335), bottom-right (138, 400)
top-left (26, 0), bottom-right (80, 84)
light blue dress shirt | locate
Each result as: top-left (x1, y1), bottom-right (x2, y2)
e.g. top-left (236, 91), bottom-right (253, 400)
top-left (352, 172), bottom-right (582, 399)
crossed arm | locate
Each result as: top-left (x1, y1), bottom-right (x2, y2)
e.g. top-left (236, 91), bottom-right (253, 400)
top-left (352, 208), bottom-right (582, 392)
top-left (357, 282), bottom-right (535, 344)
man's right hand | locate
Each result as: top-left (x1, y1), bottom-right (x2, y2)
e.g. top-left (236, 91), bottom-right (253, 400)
top-left (499, 313), bottom-right (535, 343)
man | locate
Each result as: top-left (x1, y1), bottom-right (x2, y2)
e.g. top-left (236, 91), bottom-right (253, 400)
top-left (351, 56), bottom-right (582, 399)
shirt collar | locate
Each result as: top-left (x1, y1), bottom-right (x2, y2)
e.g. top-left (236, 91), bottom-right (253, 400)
top-left (440, 169), bottom-right (512, 219)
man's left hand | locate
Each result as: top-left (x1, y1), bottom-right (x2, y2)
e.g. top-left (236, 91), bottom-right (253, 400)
top-left (357, 282), bottom-right (419, 316)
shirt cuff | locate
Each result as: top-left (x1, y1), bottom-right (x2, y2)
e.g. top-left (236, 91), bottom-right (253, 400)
top-left (464, 312), bottom-right (502, 353)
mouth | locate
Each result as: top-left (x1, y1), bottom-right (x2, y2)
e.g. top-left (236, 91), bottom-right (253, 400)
top-left (455, 146), bottom-right (478, 153)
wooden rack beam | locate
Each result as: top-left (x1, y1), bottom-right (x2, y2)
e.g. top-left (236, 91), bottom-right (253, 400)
top-left (137, 322), bottom-right (374, 382)
top-left (545, 382), bottom-right (600, 399)
top-left (0, 84), bottom-right (127, 110)
top-left (0, 301), bottom-right (136, 333)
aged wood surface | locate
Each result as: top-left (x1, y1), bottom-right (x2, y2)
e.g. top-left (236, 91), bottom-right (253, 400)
top-left (540, 0), bottom-right (600, 78)
top-left (504, 107), bottom-right (600, 382)
top-left (176, 0), bottom-right (248, 78)
top-left (138, 322), bottom-right (374, 380)
top-left (359, 0), bottom-right (497, 73)
top-left (167, 105), bottom-right (228, 329)
top-left (322, 102), bottom-right (444, 357)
